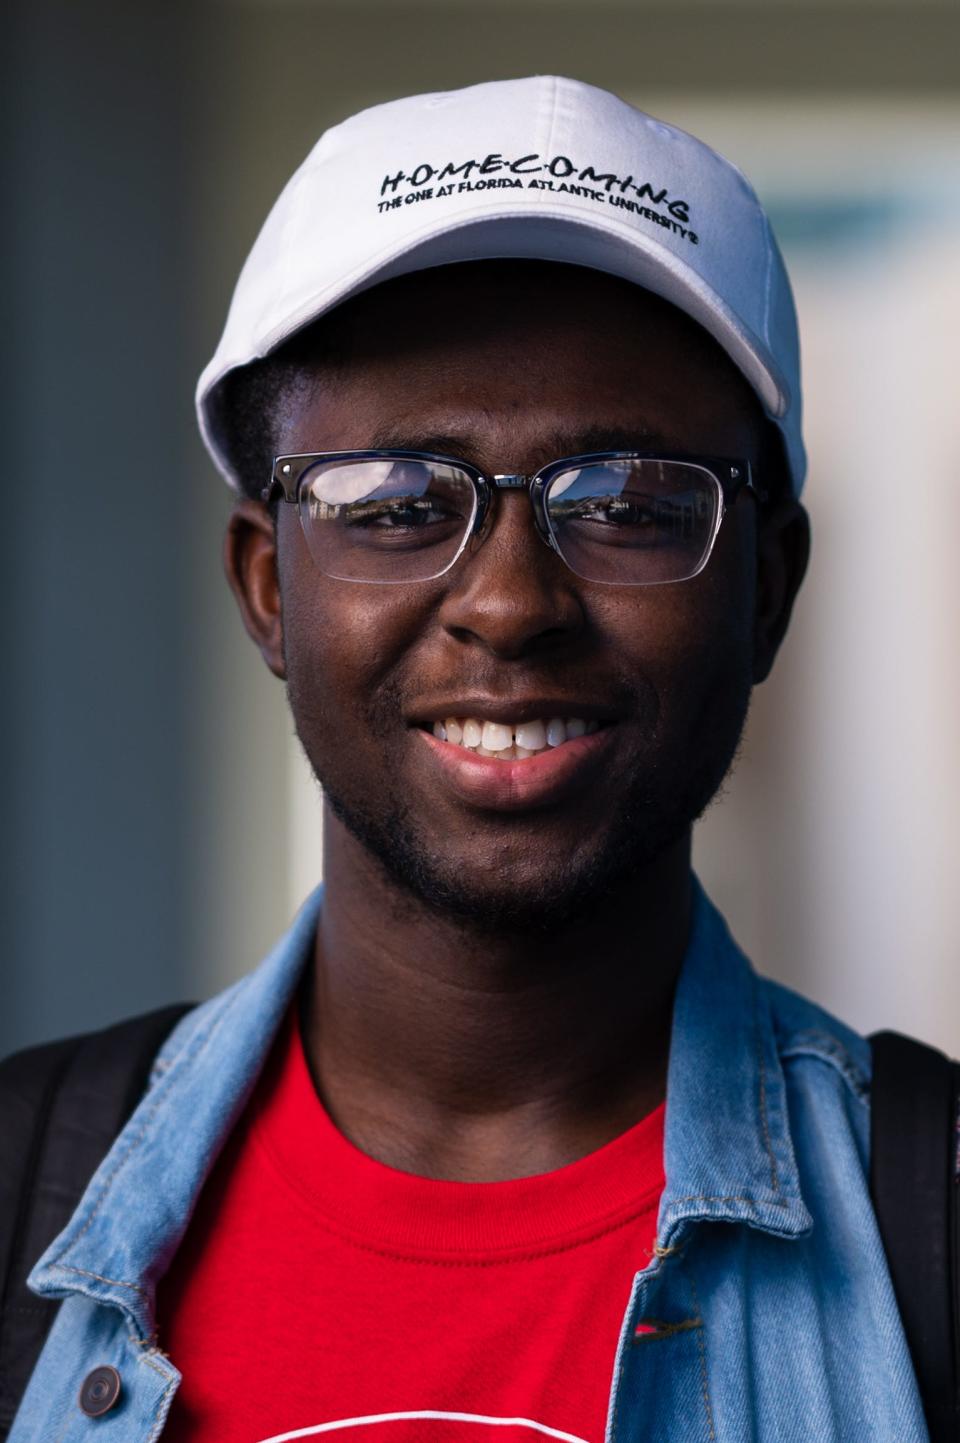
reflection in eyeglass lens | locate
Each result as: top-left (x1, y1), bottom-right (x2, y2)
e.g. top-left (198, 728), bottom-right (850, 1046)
top-left (302, 461), bottom-right (475, 574)
top-left (545, 461), bottom-right (718, 582)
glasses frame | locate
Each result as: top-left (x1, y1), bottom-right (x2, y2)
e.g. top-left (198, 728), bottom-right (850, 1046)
top-left (264, 449), bottom-right (764, 586)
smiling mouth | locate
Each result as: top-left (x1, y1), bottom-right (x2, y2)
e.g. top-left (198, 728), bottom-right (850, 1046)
top-left (425, 716), bottom-right (603, 760)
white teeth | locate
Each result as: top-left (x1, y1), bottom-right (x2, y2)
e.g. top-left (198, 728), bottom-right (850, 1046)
top-left (430, 715), bottom-right (600, 760)
top-left (515, 719), bottom-right (547, 752)
top-left (481, 720), bottom-right (513, 753)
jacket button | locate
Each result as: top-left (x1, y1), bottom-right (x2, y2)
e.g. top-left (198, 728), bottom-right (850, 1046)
top-left (79, 1365), bottom-right (122, 1417)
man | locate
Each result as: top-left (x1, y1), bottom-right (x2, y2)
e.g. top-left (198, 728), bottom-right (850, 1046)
top-left (8, 77), bottom-right (929, 1441)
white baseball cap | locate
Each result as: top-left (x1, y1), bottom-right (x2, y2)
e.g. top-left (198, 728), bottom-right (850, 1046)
top-left (197, 75), bottom-right (805, 494)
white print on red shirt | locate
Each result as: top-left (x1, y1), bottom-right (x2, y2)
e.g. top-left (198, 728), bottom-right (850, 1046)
top-left (258, 1411), bottom-right (590, 1443)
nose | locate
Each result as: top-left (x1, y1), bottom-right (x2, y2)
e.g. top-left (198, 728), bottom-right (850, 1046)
top-left (437, 492), bottom-right (585, 658)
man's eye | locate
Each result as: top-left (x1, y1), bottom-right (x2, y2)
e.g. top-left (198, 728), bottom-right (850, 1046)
top-left (572, 497), bottom-right (656, 526)
top-left (346, 498), bottom-right (451, 529)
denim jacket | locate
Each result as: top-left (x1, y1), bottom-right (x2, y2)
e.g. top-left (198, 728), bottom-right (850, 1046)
top-left (11, 883), bottom-right (928, 1442)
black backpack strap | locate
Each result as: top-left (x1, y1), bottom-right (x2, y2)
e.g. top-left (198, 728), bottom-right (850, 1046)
top-left (870, 1029), bottom-right (960, 1442)
top-left (0, 1003), bottom-right (194, 1437)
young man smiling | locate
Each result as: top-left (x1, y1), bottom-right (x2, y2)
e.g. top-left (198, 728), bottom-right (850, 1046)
top-left (8, 77), bottom-right (931, 1443)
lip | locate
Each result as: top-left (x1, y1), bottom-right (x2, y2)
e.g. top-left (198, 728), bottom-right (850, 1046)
top-left (415, 723), bottom-right (618, 811)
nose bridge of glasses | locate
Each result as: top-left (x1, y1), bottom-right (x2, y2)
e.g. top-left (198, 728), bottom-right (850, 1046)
top-left (476, 472), bottom-right (556, 553)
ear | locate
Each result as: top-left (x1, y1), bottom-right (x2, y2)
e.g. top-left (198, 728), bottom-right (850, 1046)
top-left (223, 500), bottom-right (286, 679)
top-left (753, 498), bottom-right (811, 683)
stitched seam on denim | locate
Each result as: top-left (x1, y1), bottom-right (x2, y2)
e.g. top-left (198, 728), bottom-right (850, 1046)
top-left (148, 1379), bottom-right (176, 1441)
top-left (670, 1194), bottom-right (788, 1207)
top-left (151, 990), bottom-right (225, 1074)
top-left (143, 1355), bottom-right (177, 1443)
top-left (754, 974), bottom-right (781, 1196)
top-left (688, 1272), bottom-right (716, 1442)
top-left (140, 1347), bottom-right (177, 1442)
top-left (54, 981), bottom-right (246, 1262)
top-left (607, 1259), bottom-right (670, 1443)
top-left (140, 1351), bottom-right (171, 1383)
top-left (780, 1032), bottom-right (870, 1106)
top-left (57, 1263), bottom-right (147, 1297)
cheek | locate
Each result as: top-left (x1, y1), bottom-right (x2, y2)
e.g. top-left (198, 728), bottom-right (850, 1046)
top-left (604, 570), bottom-right (752, 671)
top-left (669, 559), bottom-right (757, 739)
top-left (278, 537), bottom-right (438, 746)
top-left (598, 544), bottom-right (756, 733)
top-left (675, 513), bottom-right (757, 659)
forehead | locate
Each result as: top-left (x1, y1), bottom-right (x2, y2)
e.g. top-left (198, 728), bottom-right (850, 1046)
top-left (277, 261), bottom-right (766, 463)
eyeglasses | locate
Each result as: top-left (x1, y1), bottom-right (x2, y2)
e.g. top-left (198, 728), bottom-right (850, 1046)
top-left (264, 450), bottom-right (763, 586)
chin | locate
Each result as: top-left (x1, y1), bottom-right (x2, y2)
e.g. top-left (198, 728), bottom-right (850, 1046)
top-left (320, 777), bottom-right (707, 937)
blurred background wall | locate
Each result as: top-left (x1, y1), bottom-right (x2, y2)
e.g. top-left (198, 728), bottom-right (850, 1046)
top-left (3, 0), bottom-right (958, 1056)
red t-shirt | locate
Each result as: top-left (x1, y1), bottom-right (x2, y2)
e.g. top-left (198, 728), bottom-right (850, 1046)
top-left (159, 1012), bottom-right (665, 1443)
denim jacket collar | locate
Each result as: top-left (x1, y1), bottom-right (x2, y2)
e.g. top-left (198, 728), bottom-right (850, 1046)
top-left (29, 891), bottom-right (322, 1339)
top-left (29, 878), bottom-right (812, 1340)
top-left (659, 885), bottom-right (813, 1246)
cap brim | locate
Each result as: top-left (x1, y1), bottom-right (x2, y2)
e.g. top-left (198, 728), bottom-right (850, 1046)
top-left (197, 208), bottom-right (791, 492)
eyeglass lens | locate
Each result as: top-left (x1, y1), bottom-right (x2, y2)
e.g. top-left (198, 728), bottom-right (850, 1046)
top-left (297, 457), bottom-right (721, 585)
top-left (544, 459), bottom-right (721, 585)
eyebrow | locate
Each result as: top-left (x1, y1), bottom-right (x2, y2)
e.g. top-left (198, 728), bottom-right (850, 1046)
top-left (366, 424), bottom-right (693, 462)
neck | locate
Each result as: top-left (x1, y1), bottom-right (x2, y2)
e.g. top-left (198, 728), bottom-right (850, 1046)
top-left (300, 808), bottom-right (692, 1181)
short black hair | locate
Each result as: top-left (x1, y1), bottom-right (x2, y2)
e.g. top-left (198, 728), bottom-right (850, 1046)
top-left (211, 314), bottom-right (346, 503)
top-left (755, 419), bottom-right (793, 513)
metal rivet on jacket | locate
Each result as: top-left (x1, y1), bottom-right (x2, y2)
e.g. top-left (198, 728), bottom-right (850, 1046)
top-left (78, 1365), bottom-right (121, 1418)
